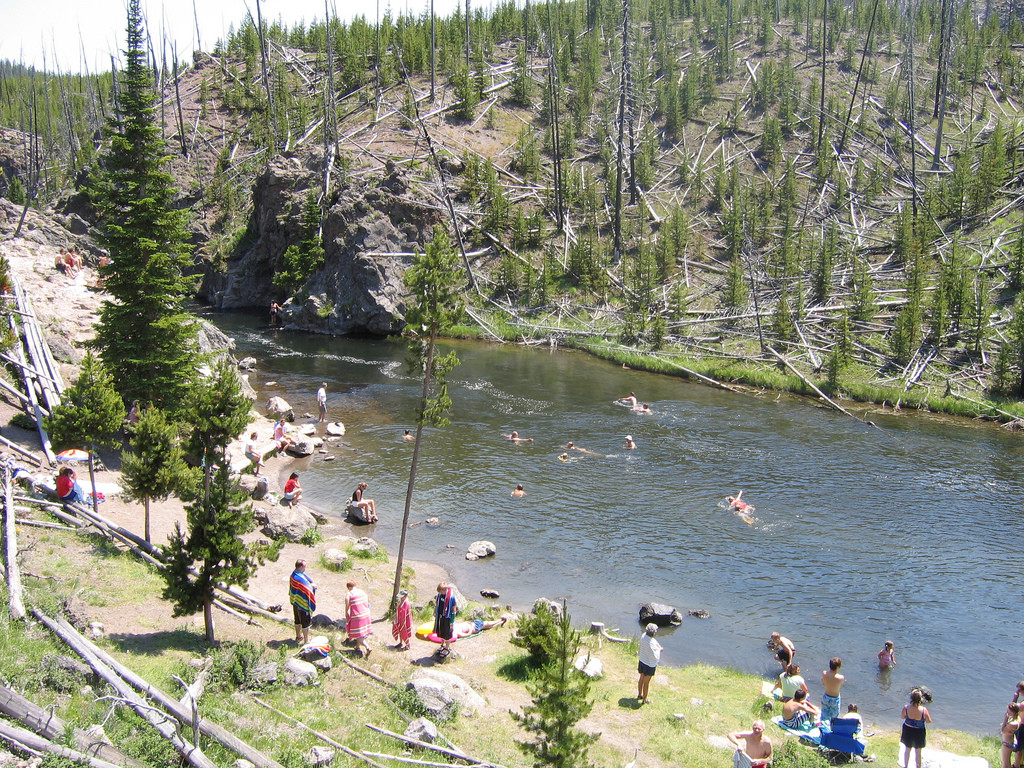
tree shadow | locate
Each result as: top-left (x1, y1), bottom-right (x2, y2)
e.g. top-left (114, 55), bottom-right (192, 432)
top-left (107, 629), bottom-right (207, 656)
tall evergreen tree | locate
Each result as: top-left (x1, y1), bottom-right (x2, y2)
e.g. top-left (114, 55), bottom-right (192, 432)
top-left (162, 463), bottom-right (276, 643)
top-left (121, 406), bottom-right (193, 543)
top-left (45, 352), bottom-right (126, 516)
top-left (90, 0), bottom-right (198, 412)
top-left (391, 227), bottom-right (464, 609)
top-left (513, 602), bottom-right (598, 768)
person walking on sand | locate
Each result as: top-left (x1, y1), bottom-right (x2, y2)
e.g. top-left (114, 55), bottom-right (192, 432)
top-left (637, 623), bottom-right (662, 703)
top-left (434, 582), bottom-right (459, 658)
top-left (900, 688), bottom-right (932, 768)
top-left (821, 657), bottom-right (845, 725)
top-left (317, 382), bottom-right (328, 423)
top-left (392, 589), bottom-right (413, 650)
top-left (727, 720), bottom-right (773, 768)
top-left (345, 580), bottom-right (372, 658)
top-left (289, 559), bottom-right (316, 644)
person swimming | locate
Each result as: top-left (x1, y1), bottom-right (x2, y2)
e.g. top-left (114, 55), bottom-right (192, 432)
top-left (617, 392), bottom-right (639, 408)
top-left (727, 490), bottom-right (754, 513)
top-left (632, 403), bottom-right (652, 414)
top-left (503, 430), bottom-right (534, 443)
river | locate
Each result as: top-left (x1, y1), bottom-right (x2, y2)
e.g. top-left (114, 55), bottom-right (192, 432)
top-left (208, 310), bottom-right (1024, 735)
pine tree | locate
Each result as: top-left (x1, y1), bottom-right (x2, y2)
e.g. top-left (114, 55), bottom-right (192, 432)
top-left (513, 602), bottom-right (598, 768)
top-left (392, 227), bottom-right (464, 609)
top-left (162, 462), bottom-right (277, 642)
top-left (45, 352), bottom-right (126, 516)
top-left (121, 406), bottom-right (193, 542)
top-left (90, 0), bottom-right (198, 412)
top-left (274, 190), bottom-right (325, 293)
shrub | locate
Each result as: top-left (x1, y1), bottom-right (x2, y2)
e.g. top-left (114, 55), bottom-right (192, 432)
top-left (299, 525), bottom-right (323, 546)
top-left (510, 603), bottom-right (559, 668)
top-left (9, 412), bottom-right (35, 431)
top-left (208, 639), bottom-right (266, 690)
top-left (771, 740), bottom-right (830, 768)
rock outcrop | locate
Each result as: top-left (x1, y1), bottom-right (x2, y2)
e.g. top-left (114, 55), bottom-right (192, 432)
top-left (201, 156), bottom-right (443, 336)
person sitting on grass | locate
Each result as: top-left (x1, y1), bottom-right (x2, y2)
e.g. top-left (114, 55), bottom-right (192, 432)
top-left (780, 689), bottom-right (820, 731)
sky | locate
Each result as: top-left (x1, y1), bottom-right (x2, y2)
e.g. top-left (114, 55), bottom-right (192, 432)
top-left (1, 0), bottom-right (475, 74)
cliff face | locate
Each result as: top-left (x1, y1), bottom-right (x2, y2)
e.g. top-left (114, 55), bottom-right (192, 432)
top-left (201, 154), bottom-right (444, 336)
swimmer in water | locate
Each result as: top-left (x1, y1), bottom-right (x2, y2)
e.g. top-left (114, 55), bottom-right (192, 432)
top-left (727, 490), bottom-right (753, 513)
top-left (503, 430), bottom-right (534, 443)
top-left (511, 483), bottom-right (526, 497)
top-left (403, 429), bottom-right (415, 442)
top-left (558, 452), bottom-right (572, 462)
top-left (624, 435), bottom-right (637, 450)
top-left (617, 392), bottom-right (639, 408)
top-left (632, 403), bottom-right (652, 414)
top-left (562, 441), bottom-right (601, 456)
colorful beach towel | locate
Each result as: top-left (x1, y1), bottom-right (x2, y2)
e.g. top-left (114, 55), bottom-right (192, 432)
top-left (346, 587), bottom-right (372, 639)
top-left (415, 619), bottom-right (488, 644)
top-left (392, 598), bottom-right (412, 644)
top-left (289, 569), bottom-right (316, 613)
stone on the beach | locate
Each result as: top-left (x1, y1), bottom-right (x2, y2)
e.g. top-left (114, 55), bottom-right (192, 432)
top-left (324, 455), bottom-right (335, 461)
top-left (88, 621), bottom-right (105, 638)
top-left (408, 669), bottom-right (486, 715)
top-left (239, 374), bottom-right (257, 401)
top-left (574, 653), bottom-right (604, 679)
top-left (322, 548), bottom-right (349, 570)
top-left (404, 717), bottom-right (439, 744)
top-left (284, 658), bottom-right (319, 686)
top-left (246, 475), bottom-right (268, 500)
top-left (352, 537), bottom-right (379, 556)
top-left (406, 678), bottom-right (455, 718)
top-left (480, 589), bottom-right (500, 599)
top-left (305, 746), bottom-right (335, 766)
top-left (467, 540), bottom-right (496, 559)
top-left (233, 760), bottom-right (256, 768)
top-left (266, 396), bottom-right (294, 421)
top-left (308, 508), bottom-right (328, 524)
top-left (325, 421), bottom-right (345, 436)
top-left (237, 356), bottom-right (257, 370)
top-left (255, 505), bottom-right (317, 542)
top-left (286, 437), bottom-right (317, 457)
top-left (639, 602), bottom-right (683, 627)
top-left (533, 598), bottom-right (563, 619)
top-left (251, 662), bottom-right (279, 685)
top-left (311, 655), bottom-right (333, 672)
top-left (297, 424), bottom-right (318, 436)
top-left (311, 613), bottom-right (344, 630)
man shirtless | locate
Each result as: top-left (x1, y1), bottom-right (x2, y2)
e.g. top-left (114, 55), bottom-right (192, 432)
top-left (768, 632), bottom-right (795, 666)
top-left (503, 430), bottom-right (534, 443)
top-left (727, 720), bottom-right (773, 767)
top-left (820, 657), bottom-right (845, 724)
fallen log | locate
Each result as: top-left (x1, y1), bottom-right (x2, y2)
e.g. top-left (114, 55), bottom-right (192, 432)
top-left (252, 697), bottom-right (390, 768)
top-left (362, 752), bottom-right (491, 768)
top-left (32, 608), bottom-right (218, 768)
top-left (0, 719), bottom-right (124, 768)
top-left (3, 465), bottom-right (26, 621)
top-left (40, 612), bottom-right (285, 768)
top-left (0, 434), bottom-right (43, 466)
top-left (0, 683), bottom-right (147, 768)
top-left (364, 725), bottom-right (505, 768)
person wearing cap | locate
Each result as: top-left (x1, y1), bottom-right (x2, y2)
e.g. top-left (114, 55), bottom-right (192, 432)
top-left (637, 623), bottom-right (662, 703)
top-left (624, 435), bottom-right (636, 450)
top-left (392, 589), bottom-right (413, 650)
top-left (727, 721), bottom-right (773, 768)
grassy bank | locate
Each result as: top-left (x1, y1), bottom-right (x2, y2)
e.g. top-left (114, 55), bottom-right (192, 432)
top-left (0, 515), bottom-right (1001, 768)
top-left (447, 322), bottom-right (1024, 424)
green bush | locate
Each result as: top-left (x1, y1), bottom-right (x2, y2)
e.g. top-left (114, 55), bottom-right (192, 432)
top-left (9, 412), bottom-right (35, 431)
top-left (299, 525), bottom-right (323, 546)
top-left (208, 639), bottom-right (266, 690)
top-left (771, 739), bottom-right (830, 768)
top-left (509, 603), bottom-right (558, 668)
top-left (347, 543), bottom-right (388, 562)
top-left (319, 551), bottom-right (351, 573)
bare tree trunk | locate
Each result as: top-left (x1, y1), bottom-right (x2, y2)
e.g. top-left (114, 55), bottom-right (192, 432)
top-left (173, 46), bottom-right (189, 157)
top-left (430, 0), bottom-right (436, 101)
top-left (932, 0), bottom-right (955, 169)
top-left (253, 0), bottom-right (279, 148)
top-left (193, 0), bottom-right (202, 51)
top-left (839, 0), bottom-right (879, 153)
top-left (906, 0), bottom-right (919, 217)
top-left (613, 0), bottom-right (631, 263)
top-left (817, 0), bottom-right (827, 151)
top-left (3, 463), bottom-right (26, 621)
top-left (204, 597), bottom-right (215, 643)
top-left (933, 0), bottom-right (949, 118)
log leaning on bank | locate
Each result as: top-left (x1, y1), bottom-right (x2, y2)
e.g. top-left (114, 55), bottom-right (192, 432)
top-left (0, 718), bottom-right (124, 768)
top-left (34, 610), bottom-right (285, 768)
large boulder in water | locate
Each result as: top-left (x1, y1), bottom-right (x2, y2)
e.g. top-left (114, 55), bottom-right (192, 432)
top-left (639, 603), bottom-right (683, 627)
top-left (266, 397), bottom-right (293, 421)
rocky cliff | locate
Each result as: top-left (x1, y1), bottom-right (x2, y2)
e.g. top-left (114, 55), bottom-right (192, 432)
top-left (201, 154), bottom-right (444, 336)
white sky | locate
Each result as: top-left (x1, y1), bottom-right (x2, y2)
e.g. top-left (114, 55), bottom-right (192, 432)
top-left (1, 0), bottom-right (474, 73)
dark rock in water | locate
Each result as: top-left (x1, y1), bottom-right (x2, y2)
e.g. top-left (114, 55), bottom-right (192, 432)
top-left (639, 602), bottom-right (684, 626)
top-left (480, 589), bottom-right (500, 599)
top-left (688, 609), bottom-right (711, 619)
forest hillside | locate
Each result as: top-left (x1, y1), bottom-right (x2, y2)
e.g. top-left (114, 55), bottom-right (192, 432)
top-left (3, 0), bottom-right (1024, 418)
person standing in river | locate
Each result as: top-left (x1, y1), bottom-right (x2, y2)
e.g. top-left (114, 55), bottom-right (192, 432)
top-left (820, 657), bottom-right (845, 725)
top-left (316, 382), bottom-right (327, 423)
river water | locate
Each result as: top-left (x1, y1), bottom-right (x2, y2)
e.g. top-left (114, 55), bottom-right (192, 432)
top-left (209, 310), bottom-right (1024, 734)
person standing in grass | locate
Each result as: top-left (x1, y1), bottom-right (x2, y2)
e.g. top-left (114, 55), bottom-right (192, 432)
top-left (637, 623), bottom-right (662, 703)
top-left (289, 559), bottom-right (316, 644)
top-left (900, 688), bottom-right (932, 768)
top-left (345, 580), bottom-right (372, 658)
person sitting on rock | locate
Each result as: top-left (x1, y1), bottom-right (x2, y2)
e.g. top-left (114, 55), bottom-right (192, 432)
top-left (283, 472), bottom-right (302, 505)
top-left (273, 419), bottom-right (295, 451)
top-left (352, 482), bottom-right (377, 522)
top-left (244, 432), bottom-right (265, 475)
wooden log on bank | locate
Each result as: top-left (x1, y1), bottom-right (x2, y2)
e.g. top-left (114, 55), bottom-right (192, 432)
top-left (0, 434), bottom-right (43, 466)
top-left (365, 725), bottom-right (505, 768)
top-left (38, 611), bottom-right (285, 768)
top-left (0, 684), bottom-right (148, 768)
top-left (0, 719), bottom-right (125, 768)
top-left (31, 608), bottom-right (219, 768)
top-left (3, 464), bottom-right (26, 621)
